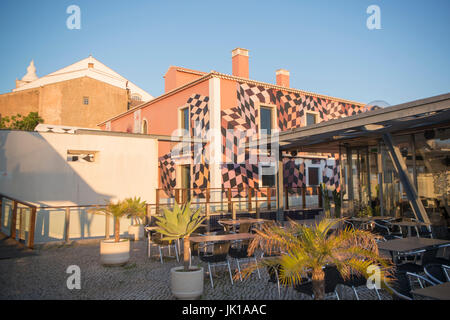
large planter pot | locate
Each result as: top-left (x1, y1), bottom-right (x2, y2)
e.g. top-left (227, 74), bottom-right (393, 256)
top-left (170, 266), bottom-right (204, 300)
top-left (100, 239), bottom-right (130, 266)
top-left (128, 224), bottom-right (144, 241)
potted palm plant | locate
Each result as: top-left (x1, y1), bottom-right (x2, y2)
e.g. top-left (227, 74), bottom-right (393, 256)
top-left (239, 219), bottom-right (394, 300)
top-left (89, 198), bottom-right (134, 265)
top-left (126, 197), bottom-right (147, 241)
top-left (155, 201), bottom-right (206, 299)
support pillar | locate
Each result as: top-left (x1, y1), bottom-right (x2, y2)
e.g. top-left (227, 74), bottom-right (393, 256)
top-left (382, 133), bottom-right (430, 223)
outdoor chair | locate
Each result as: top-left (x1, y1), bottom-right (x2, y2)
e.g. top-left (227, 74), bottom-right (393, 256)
top-left (343, 219), bottom-right (355, 231)
top-left (149, 232), bottom-right (179, 264)
top-left (294, 265), bottom-right (343, 300)
top-left (421, 247), bottom-right (450, 265)
top-left (385, 270), bottom-right (413, 300)
top-left (372, 221), bottom-right (402, 241)
top-left (188, 232), bottom-right (207, 266)
top-left (266, 263), bottom-right (284, 299)
top-left (395, 250), bottom-right (426, 273)
top-left (228, 244), bottom-right (261, 281)
top-left (376, 219), bottom-right (403, 237)
top-left (199, 241), bottom-right (233, 288)
top-left (410, 225), bottom-right (434, 238)
top-left (406, 272), bottom-right (436, 297)
top-left (343, 272), bottom-right (381, 300)
top-left (424, 264), bottom-right (450, 284)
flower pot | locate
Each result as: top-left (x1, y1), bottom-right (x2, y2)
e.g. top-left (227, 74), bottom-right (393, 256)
top-left (128, 224), bottom-right (144, 241)
top-left (100, 239), bottom-right (130, 265)
top-left (170, 266), bottom-right (204, 300)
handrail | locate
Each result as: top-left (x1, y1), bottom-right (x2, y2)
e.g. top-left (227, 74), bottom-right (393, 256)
top-left (0, 193), bottom-right (37, 249)
top-left (0, 193), bottom-right (38, 209)
top-left (0, 187), bottom-right (324, 249)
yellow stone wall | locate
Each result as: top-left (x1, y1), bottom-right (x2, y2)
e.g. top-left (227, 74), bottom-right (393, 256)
top-left (0, 77), bottom-right (129, 128)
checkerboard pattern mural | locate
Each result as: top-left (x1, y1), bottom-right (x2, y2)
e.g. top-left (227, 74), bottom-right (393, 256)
top-left (219, 83), bottom-right (370, 194)
top-left (187, 94), bottom-right (211, 196)
top-left (159, 153), bottom-right (176, 197)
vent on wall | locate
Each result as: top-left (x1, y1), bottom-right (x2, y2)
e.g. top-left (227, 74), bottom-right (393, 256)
top-left (67, 150), bottom-right (98, 163)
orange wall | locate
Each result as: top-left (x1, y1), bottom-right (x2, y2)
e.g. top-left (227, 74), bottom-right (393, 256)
top-left (220, 78), bottom-right (238, 111)
top-left (106, 79), bottom-right (210, 157)
top-left (164, 67), bottom-right (204, 93)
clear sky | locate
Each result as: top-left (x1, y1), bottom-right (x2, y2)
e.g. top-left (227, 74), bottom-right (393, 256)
top-left (0, 0), bottom-right (449, 105)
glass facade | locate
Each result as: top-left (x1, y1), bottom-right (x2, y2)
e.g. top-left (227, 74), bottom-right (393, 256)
top-left (340, 128), bottom-right (450, 237)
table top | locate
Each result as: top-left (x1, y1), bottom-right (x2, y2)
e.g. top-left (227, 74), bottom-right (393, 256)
top-left (189, 233), bottom-right (255, 243)
top-left (377, 237), bottom-right (450, 253)
top-left (350, 216), bottom-right (391, 222)
top-left (390, 221), bottom-right (430, 227)
top-left (411, 282), bottom-right (450, 300)
top-left (217, 218), bottom-right (270, 226)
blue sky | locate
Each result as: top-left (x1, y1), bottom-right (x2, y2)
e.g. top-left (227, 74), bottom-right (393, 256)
top-left (0, 0), bottom-right (449, 105)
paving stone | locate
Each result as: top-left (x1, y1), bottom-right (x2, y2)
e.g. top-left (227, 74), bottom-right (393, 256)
top-left (0, 239), bottom-right (393, 300)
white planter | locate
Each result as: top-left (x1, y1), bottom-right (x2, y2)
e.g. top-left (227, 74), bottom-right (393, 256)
top-left (128, 224), bottom-right (144, 241)
top-left (170, 266), bottom-right (204, 300)
top-left (100, 239), bottom-right (130, 265)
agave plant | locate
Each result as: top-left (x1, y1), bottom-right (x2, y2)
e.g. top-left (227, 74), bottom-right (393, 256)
top-left (239, 219), bottom-right (394, 300)
top-left (89, 199), bottom-right (130, 242)
top-left (155, 202), bottom-right (206, 271)
top-left (124, 197), bottom-right (147, 225)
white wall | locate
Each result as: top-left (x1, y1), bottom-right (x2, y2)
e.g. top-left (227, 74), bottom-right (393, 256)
top-left (0, 130), bottom-right (158, 243)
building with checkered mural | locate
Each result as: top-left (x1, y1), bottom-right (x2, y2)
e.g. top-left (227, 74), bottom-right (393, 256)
top-left (99, 48), bottom-right (377, 200)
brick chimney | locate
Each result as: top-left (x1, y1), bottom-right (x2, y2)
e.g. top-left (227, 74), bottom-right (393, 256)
top-left (276, 69), bottom-right (290, 87)
top-left (232, 48), bottom-right (249, 78)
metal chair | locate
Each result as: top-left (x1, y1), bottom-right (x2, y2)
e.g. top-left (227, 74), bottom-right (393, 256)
top-left (228, 244), bottom-right (261, 281)
top-left (188, 232), bottom-right (208, 267)
top-left (199, 241), bottom-right (233, 288)
top-left (149, 232), bottom-right (179, 264)
top-left (372, 221), bottom-right (402, 241)
top-left (424, 264), bottom-right (450, 284)
top-left (343, 272), bottom-right (382, 300)
top-left (384, 270), bottom-right (413, 300)
top-left (343, 219), bottom-right (355, 231)
top-left (406, 272), bottom-right (436, 298)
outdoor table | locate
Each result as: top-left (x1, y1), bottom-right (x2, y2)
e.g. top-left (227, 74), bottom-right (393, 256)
top-left (389, 221), bottom-right (431, 237)
top-left (350, 216), bottom-right (391, 222)
top-left (189, 232), bottom-right (255, 244)
top-left (217, 218), bottom-right (270, 232)
top-left (378, 237), bottom-right (450, 264)
top-left (411, 282), bottom-right (450, 300)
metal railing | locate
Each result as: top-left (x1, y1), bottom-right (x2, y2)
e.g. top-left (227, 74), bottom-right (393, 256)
top-left (0, 187), bottom-right (323, 249)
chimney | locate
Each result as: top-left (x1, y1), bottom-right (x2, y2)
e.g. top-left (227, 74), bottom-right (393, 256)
top-left (232, 48), bottom-right (249, 78)
top-left (276, 69), bottom-right (290, 87)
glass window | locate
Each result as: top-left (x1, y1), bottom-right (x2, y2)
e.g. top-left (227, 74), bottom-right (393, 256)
top-left (262, 174), bottom-right (275, 187)
top-left (260, 107), bottom-right (272, 135)
top-left (83, 96), bottom-right (89, 105)
top-left (142, 120), bottom-right (148, 134)
top-left (181, 107), bottom-right (189, 131)
top-left (308, 167), bottom-right (320, 186)
top-left (306, 113), bottom-right (317, 126)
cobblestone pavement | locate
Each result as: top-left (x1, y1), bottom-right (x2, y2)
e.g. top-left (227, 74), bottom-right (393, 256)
top-left (0, 239), bottom-right (392, 300)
